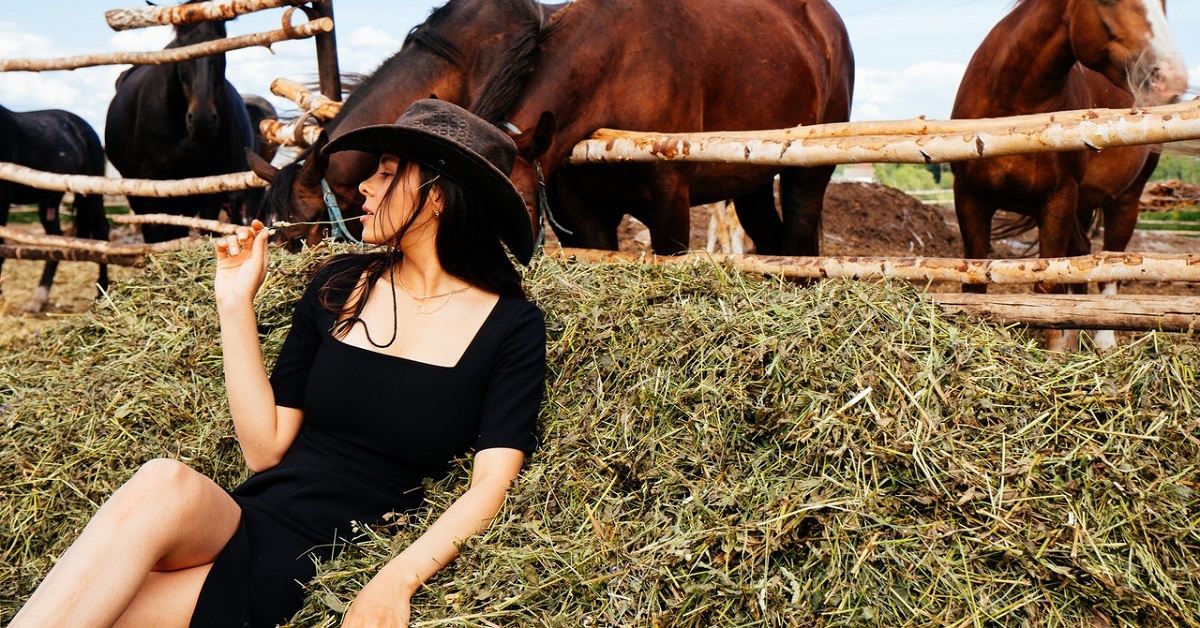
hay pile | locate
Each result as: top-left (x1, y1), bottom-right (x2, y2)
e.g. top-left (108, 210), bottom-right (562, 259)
top-left (2, 245), bottom-right (1199, 626)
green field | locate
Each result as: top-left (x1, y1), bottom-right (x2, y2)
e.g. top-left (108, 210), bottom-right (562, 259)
top-left (5, 203), bottom-right (130, 225)
top-left (1138, 208), bottom-right (1200, 235)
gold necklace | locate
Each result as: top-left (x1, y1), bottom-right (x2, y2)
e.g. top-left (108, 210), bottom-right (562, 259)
top-left (397, 278), bottom-right (470, 314)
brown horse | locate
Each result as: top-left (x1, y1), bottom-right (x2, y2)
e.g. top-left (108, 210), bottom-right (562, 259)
top-left (950, 0), bottom-right (1187, 350)
top-left (251, 0), bottom-right (561, 247)
top-left (497, 0), bottom-right (854, 255)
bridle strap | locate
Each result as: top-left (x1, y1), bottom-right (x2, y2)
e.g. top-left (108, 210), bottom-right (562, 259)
top-left (318, 177), bottom-right (364, 244)
top-left (536, 159), bottom-right (573, 241)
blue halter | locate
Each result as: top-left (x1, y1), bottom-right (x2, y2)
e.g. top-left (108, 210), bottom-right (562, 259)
top-left (318, 176), bottom-right (364, 244)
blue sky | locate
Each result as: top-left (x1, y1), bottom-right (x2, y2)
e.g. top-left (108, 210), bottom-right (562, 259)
top-left (1, 1), bottom-right (1198, 143)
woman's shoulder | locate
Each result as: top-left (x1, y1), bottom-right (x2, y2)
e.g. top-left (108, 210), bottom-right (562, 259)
top-left (491, 293), bottom-right (545, 342)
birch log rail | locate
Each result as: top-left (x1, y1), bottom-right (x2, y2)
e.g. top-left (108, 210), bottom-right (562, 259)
top-left (111, 213), bottom-right (239, 235)
top-left (0, 162), bottom-right (266, 196)
top-left (0, 226), bottom-right (205, 261)
top-left (270, 78), bottom-right (342, 120)
top-left (569, 100), bottom-right (1200, 167)
top-left (0, 17), bottom-right (332, 72)
top-left (260, 118), bottom-right (323, 148)
top-left (105, 0), bottom-right (319, 30)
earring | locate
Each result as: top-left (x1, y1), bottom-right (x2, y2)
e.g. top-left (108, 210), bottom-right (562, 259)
top-left (433, 210), bottom-right (442, 218)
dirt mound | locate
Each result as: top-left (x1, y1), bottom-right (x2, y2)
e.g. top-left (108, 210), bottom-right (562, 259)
top-left (822, 181), bottom-right (960, 257)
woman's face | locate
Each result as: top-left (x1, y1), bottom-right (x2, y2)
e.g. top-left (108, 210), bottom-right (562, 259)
top-left (357, 155), bottom-right (440, 246)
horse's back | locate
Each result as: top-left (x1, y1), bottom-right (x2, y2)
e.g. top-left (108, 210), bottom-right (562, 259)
top-left (616, 0), bottom-right (851, 130)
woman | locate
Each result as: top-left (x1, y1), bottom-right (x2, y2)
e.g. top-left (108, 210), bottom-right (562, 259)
top-left (10, 99), bottom-right (545, 627)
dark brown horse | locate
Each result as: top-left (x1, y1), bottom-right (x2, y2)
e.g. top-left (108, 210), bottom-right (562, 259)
top-left (105, 5), bottom-right (253, 243)
top-left (252, 0), bottom-right (561, 247)
top-left (0, 105), bottom-right (110, 313)
top-left (497, 0), bottom-right (854, 255)
top-left (950, 0), bottom-right (1187, 350)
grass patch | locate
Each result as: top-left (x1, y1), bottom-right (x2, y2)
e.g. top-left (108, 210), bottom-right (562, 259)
top-left (2, 244), bottom-right (1199, 626)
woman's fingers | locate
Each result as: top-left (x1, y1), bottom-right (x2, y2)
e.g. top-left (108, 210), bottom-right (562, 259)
top-left (215, 220), bottom-right (268, 261)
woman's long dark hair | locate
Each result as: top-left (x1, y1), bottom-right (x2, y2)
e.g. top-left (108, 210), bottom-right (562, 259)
top-left (318, 158), bottom-right (525, 329)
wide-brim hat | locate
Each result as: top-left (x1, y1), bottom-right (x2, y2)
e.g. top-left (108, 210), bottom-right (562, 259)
top-left (322, 99), bottom-right (534, 265)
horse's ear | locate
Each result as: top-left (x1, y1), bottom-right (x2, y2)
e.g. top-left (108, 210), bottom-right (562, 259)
top-left (246, 148), bottom-right (278, 183)
top-left (531, 111), bottom-right (556, 159)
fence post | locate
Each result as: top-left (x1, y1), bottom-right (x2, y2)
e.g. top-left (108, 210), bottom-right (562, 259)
top-left (310, 0), bottom-right (341, 101)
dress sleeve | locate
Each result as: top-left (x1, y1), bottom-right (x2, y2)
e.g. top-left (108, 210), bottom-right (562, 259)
top-left (268, 263), bottom-right (338, 408)
top-left (474, 300), bottom-right (546, 454)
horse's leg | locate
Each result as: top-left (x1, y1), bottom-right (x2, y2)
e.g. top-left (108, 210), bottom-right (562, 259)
top-left (1086, 159), bottom-right (1156, 351)
top-left (952, 189), bottom-right (995, 295)
top-left (198, 192), bottom-right (226, 222)
top-left (0, 188), bottom-right (10, 299)
top-left (779, 165), bottom-right (835, 256)
top-left (732, 183), bottom-right (782, 255)
top-left (642, 169), bottom-right (691, 255)
top-left (548, 175), bottom-right (621, 250)
top-left (1038, 184), bottom-right (1082, 352)
top-left (130, 197), bottom-right (189, 243)
top-left (28, 196), bottom-right (65, 313)
top-left (9, 459), bottom-right (241, 627)
top-left (74, 192), bottom-right (112, 297)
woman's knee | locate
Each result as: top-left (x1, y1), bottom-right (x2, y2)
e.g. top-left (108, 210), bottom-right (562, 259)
top-left (119, 459), bottom-right (214, 521)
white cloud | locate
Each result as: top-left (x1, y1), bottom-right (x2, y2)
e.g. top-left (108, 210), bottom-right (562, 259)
top-left (853, 61), bottom-right (967, 121)
top-left (108, 27), bottom-right (172, 53)
top-left (0, 22), bottom-right (55, 57)
top-left (344, 26), bottom-right (402, 51)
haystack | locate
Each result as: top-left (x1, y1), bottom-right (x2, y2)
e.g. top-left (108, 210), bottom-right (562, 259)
top-left (2, 244), bottom-right (1198, 627)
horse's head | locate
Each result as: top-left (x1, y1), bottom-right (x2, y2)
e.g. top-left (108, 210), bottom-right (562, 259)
top-left (250, 135), bottom-right (370, 250)
top-left (1068, 0), bottom-right (1188, 105)
top-left (169, 19), bottom-right (229, 140)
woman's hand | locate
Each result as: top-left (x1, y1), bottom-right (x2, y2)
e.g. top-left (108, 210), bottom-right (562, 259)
top-left (214, 219), bottom-right (270, 307)
top-left (342, 576), bottom-right (414, 628)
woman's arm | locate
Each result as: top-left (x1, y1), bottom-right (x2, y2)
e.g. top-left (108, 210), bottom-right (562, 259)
top-left (342, 447), bottom-right (526, 627)
top-left (214, 221), bottom-right (304, 471)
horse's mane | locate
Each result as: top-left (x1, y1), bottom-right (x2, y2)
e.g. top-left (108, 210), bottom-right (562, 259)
top-left (469, 0), bottom-right (549, 123)
top-left (167, 17), bottom-right (227, 48)
top-left (327, 3), bottom-right (462, 134)
top-left (332, 0), bottom-right (549, 129)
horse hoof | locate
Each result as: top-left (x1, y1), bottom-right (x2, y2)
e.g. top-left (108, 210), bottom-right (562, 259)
top-left (1091, 329), bottom-right (1118, 352)
top-left (24, 286), bottom-right (50, 314)
top-left (1045, 329), bottom-right (1081, 352)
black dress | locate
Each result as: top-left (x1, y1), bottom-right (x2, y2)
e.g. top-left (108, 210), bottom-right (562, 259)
top-left (190, 256), bottom-right (545, 627)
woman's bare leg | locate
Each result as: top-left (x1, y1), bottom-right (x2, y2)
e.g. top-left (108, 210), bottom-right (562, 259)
top-left (114, 564), bottom-right (214, 628)
top-left (9, 458), bottom-right (241, 627)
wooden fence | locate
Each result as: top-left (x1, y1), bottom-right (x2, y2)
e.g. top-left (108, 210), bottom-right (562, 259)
top-left (0, 2), bottom-right (1195, 333)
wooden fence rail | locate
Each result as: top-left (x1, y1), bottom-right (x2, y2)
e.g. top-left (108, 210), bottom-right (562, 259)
top-left (569, 100), bottom-right (1200, 167)
top-left (0, 15), bottom-right (331, 71)
top-left (0, 162), bottom-right (265, 196)
top-left (106, 0), bottom-right (318, 30)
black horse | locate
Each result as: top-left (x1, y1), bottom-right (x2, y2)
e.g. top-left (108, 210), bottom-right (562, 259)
top-left (225, 93), bottom-right (278, 226)
top-left (105, 5), bottom-right (252, 243)
top-left (0, 104), bottom-right (110, 313)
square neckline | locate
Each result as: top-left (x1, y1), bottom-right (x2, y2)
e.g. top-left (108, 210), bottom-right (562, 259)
top-left (327, 297), bottom-right (503, 369)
